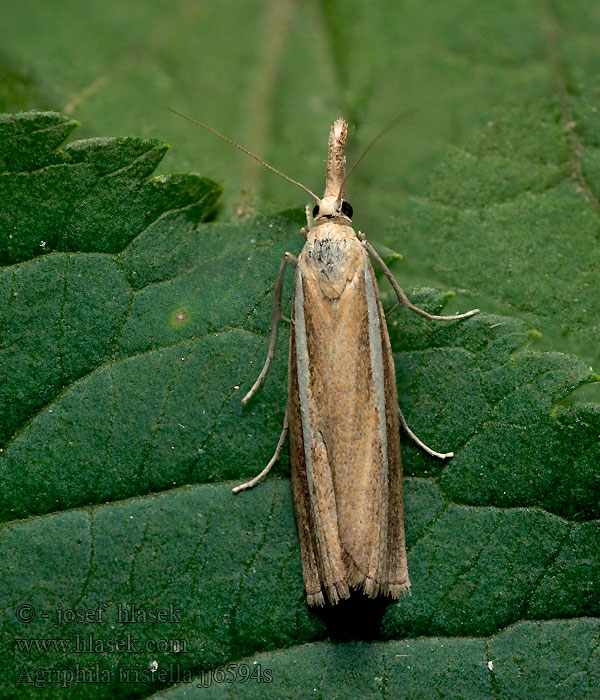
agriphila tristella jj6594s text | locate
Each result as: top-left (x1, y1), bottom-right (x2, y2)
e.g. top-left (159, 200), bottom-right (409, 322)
top-left (169, 110), bottom-right (480, 607)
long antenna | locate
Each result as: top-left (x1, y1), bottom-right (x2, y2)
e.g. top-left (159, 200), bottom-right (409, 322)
top-left (168, 108), bottom-right (320, 203)
top-left (336, 110), bottom-right (415, 203)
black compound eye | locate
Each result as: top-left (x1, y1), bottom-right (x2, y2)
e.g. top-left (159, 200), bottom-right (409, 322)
top-left (341, 200), bottom-right (353, 218)
top-left (312, 204), bottom-right (320, 217)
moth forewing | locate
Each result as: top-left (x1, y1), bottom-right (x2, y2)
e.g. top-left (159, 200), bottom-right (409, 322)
top-left (287, 219), bottom-right (409, 606)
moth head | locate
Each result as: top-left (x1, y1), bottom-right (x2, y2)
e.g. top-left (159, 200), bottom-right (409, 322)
top-left (312, 196), bottom-right (353, 221)
top-left (167, 110), bottom-right (409, 231)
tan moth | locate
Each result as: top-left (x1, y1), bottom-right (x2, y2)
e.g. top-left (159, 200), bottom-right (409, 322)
top-left (170, 110), bottom-right (479, 606)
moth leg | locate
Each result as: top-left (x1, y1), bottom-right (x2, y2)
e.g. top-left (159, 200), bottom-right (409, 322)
top-left (300, 206), bottom-right (312, 237)
top-left (397, 405), bottom-right (453, 460)
top-left (306, 204), bottom-right (314, 230)
top-left (241, 251), bottom-right (298, 405)
top-left (232, 411), bottom-right (288, 493)
top-left (360, 237), bottom-right (480, 322)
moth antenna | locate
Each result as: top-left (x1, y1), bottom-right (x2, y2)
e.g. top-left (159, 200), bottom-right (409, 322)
top-left (168, 108), bottom-right (320, 203)
top-left (335, 109), bottom-right (416, 205)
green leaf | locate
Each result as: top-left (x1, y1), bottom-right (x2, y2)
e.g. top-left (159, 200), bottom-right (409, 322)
top-left (398, 95), bottom-right (600, 370)
top-left (152, 619), bottom-right (600, 699)
top-left (1, 111), bottom-right (599, 698)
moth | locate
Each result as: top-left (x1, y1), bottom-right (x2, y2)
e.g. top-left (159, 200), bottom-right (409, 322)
top-left (169, 110), bottom-right (479, 606)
